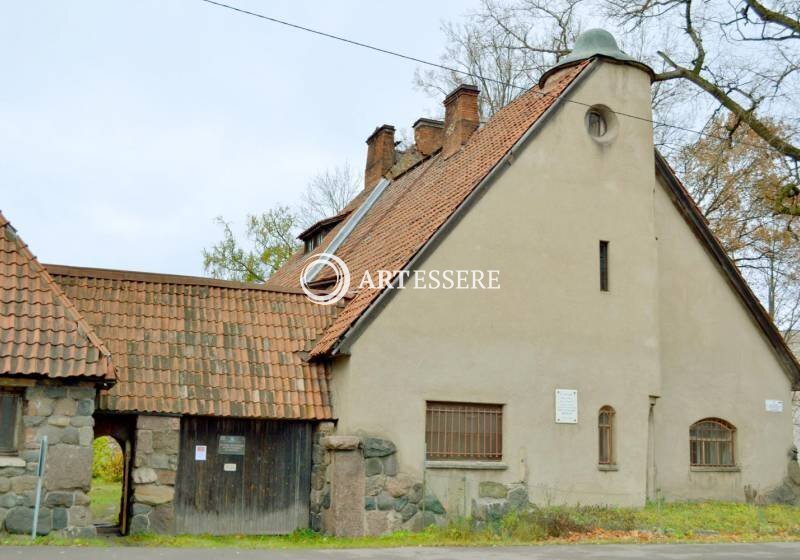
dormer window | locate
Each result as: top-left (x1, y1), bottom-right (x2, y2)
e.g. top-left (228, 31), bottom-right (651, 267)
top-left (299, 213), bottom-right (350, 254)
top-left (304, 231), bottom-right (326, 253)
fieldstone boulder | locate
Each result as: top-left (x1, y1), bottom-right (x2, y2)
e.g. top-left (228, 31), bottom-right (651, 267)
top-left (129, 514), bottom-right (149, 534)
top-left (365, 458), bottom-right (383, 477)
top-left (479, 481), bottom-right (508, 499)
top-left (149, 504), bottom-right (175, 533)
top-left (53, 398), bottom-right (77, 416)
top-left (362, 438), bottom-right (396, 458)
top-left (4, 506), bottom-right (52, 535)
top-left (44, 491), bottom-right (75, 507)
top-left (788, 461), bottom-right (800, 486)
top-left (68, 505), bottom-right (92, 527)
top-left (29, 397), bottom-right (54, 417)
top-left (63, 526), bottom-right (97, 538)
top-left (133, 467), bottom-right (158, 484)
top-left (409, 510), bottom-right (438, 531)
top-left (135, 484), bottom-right (175, 506)
top-left (420, 495), bottom-right (445, 515)
top-left (52, 507), bottom-right (68, 530)
top-left (407, 483), bottom-right (423, 504)
top-left (45, 445), bottom-right (92, 491)
top-left (153, 430), bottom-right (180, 454)
top-left (322, 436), bottom-right (361, 450)
top-left (507, 485), bottom-right (529, 510)
top-left (382, 455), bottom-right (398, 476)
top-left (11, 475), bottom-right (38, 494)
top-left (472, 497), bottom-right (509, 522)
top-left (385, 474), bottom-right (414, 498)
top-left (399, 502), bottom-right (417, 522)
top-left (376, 492), bottom-right (394, 511)
top-left (365, 474), bottom-right (386, 496)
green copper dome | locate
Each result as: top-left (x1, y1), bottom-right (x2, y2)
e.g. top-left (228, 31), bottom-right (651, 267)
top-left (539, 29), bottom-right (653, 86)
top-left (559, 29), bottom-right (636, 65)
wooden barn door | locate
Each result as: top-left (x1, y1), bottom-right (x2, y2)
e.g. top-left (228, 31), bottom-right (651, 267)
top-left (175, 417), bottom-right (312, 534)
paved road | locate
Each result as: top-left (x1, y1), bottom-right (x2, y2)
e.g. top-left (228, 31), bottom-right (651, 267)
top-left (2, 544), bottom-right (800, 559)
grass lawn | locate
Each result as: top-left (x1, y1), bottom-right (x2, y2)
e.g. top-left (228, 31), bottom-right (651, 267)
top-left (88, 478), bottom-right (121, 525)
top-left (3, 501), bottom-right (800, 548)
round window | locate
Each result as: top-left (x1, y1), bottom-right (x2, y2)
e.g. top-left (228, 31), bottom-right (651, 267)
top-left (584, 105), bottom-right (618, 143)
top-left (586, 110), bottom-right (607, 137)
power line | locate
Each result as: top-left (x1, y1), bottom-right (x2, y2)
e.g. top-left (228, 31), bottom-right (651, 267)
top-left (198, 0), bottom-right (790, 158)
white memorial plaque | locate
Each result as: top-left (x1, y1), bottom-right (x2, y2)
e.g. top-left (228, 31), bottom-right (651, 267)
top-left (555, 389), bottom-right (578, 423)
top-left (765, 399), bottom-right (784, 413)
top-left (195, 445), bottom-right (207, 461)
top-left (223, 463), bottom-right (237, 472)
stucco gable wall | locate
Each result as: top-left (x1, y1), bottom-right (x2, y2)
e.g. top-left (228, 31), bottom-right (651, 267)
top-left (331, 61), bottom-right (661, 509)
top-left (653, 174), bottom-right (794, 502)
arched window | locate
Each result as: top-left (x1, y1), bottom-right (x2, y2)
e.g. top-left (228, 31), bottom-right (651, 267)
top-left (598, 406), bottom-right (615, 465)
top-left (690, 418), bottom-right (736, 467)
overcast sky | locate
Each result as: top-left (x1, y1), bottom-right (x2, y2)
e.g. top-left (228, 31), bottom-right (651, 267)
top-left (1, 0), bottom-right (481, 275)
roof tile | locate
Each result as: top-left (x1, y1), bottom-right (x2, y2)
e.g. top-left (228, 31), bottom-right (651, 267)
top-left (0, 212), bottom-right (115, 381)
top-left (47, 265), bottom-right (339, 419)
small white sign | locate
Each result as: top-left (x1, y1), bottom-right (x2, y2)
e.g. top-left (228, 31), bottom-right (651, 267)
top-left (765, 399), bottom-right (784, 413)
top-left (195, 445), bottom-right (207, 461)
top-left (555, 389), bottom-right (578, 424)
top-left (223, 463), bottom-right (237, 472)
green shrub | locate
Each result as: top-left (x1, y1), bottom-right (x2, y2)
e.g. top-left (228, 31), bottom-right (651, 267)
top-left (92, 436), bottom-right (123, 482)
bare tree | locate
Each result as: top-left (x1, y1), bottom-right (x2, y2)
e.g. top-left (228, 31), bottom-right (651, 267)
top-left (415, 0), bottom-right (583, 117)
top-left (605, 0), bottom-right (800, 214)
top-left (419, 0), bottom-right (800, 214)
top-left (297, 163), bottom-right (361, 229)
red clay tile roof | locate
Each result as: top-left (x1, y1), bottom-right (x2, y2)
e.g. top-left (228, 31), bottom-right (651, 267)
top-left (269, 63), bottom-right (589, 357)
top-left (0, 212), bottom-right (115, 382)
top-left (47, 265), bottom-right (340, 419)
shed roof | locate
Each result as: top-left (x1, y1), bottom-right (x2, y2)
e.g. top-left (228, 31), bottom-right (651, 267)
top-left (47, 265), bottom-right (340, 419)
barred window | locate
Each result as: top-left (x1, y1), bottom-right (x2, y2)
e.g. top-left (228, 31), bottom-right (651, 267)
top-left (598, 406), bottom-right (615, 465)
top-left (0, 390), bottom-right (21, 454)
top-left (690, 418), bottom-right (736, 467)
top-left (425, 401), bottom-right (502, 461)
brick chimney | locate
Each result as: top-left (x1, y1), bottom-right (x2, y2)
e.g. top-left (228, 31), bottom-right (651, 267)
top-left (364, 124), bottom-right (396, 189)
top-left (413, 118), bottom-right (444, 156)
top-left (442, 84), bottom-right (479, 158)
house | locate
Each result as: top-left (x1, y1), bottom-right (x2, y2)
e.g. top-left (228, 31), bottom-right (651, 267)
top-left (1, 28), bottom-right (799, 538)
top-left (267, 29), bottom-right (800, 535)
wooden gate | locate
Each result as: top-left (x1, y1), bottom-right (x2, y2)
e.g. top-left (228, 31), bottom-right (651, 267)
top-left (175, 416), bottom-right (312, 534)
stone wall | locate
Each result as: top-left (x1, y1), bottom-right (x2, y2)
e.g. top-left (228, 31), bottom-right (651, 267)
top-left (0, 382), bottom-right (96, 537)
top-left (309, 422), bottom-right (333, 532)
top-left (471, 481), bottom-right (530, 525)
top-left (129, 415), bottom-right (180, 534)
top-left (314, 434), bottom-right (447, 536)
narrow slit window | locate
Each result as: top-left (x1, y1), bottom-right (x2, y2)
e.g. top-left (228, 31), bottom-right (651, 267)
top-left (599, 240), bottom-right (609, 292)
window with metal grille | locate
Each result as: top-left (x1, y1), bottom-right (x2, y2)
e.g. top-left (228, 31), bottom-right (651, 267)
top-left (690, 418), bottom-right (736, 467)
top-left (599, 240), bottom-right (609, 292)
top-left (598, 406), bottom-right (615, 465)
top-left (0, 390), bottom-right (21, 454)
top-left (425, 401), bottom-right (502, 461)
